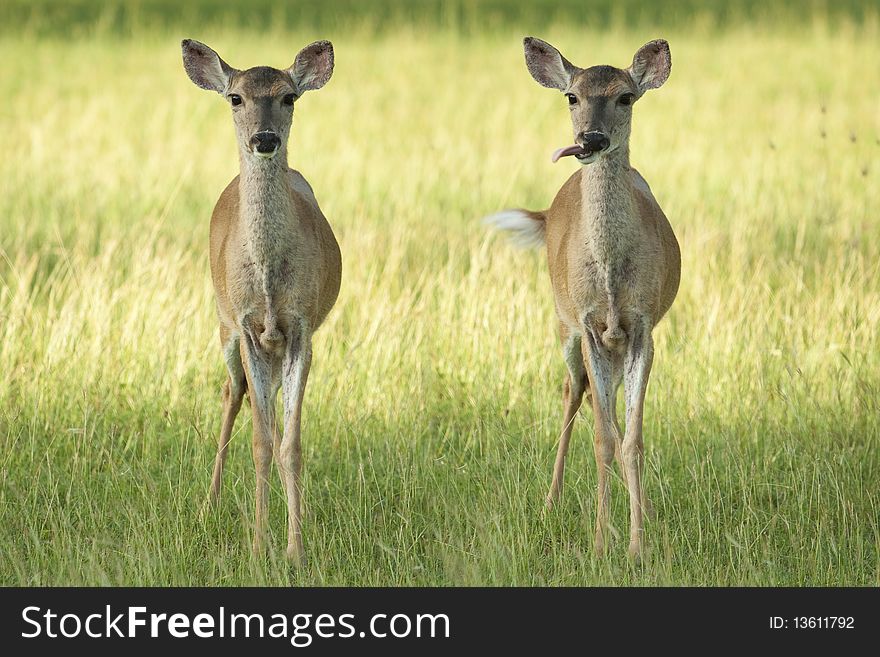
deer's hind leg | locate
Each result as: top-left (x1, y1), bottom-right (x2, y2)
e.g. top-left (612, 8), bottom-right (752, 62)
top-left (546, 324), bottom-right (589, 509)
top-left (209, 326), bottom-right (247, 504)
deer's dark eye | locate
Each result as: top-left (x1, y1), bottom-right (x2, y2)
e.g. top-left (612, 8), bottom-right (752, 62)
top-left (566, 93), bottom-right (577, 106)
top-left (229, 94), bottom-right (242, 106)
top-left (283, 94), bottom-right (295, 106)
top-left (619, 93), bottom-right (635, 106)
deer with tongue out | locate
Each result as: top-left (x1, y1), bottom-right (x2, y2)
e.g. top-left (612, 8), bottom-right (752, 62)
top-left (485, 38), bottom-right (681, 559)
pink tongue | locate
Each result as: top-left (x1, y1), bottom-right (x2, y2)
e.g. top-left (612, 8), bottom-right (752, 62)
top-left (551, 144), bottom-right (586, 163)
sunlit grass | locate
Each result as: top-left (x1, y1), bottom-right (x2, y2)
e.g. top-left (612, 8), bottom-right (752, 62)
top-left (0, 6), bottom-right (878, 585)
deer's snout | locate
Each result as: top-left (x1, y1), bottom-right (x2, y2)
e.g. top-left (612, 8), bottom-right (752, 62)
top-left (250, 131), bottom-right (281, 157)
top-left (579, 131), bottom-right (610, 154)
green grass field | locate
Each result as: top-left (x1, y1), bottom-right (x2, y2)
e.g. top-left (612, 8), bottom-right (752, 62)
top-left (0, 0), bottom-right (878, 585)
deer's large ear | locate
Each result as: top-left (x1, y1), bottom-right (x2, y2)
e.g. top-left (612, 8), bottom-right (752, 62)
top-left (181, 39), bottom-right (236, 93)
top-left (523, 37), bottom-right (578, 91)
top-left (628, 40), bottom-right (671, 96)
top-left (287, 41), bottom-right (334, 94)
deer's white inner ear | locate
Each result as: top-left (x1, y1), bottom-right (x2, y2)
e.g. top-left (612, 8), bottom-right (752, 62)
top-left (200, 62), bottom-right (231, 94)
top-left (524, 37), bottom-right (577, 91)
top-left (628, 40), bottom-right (671, 94)
top-left (182, 40), bottom-right (234, 94)
top-left (288, 41), bottom-right (334, 94)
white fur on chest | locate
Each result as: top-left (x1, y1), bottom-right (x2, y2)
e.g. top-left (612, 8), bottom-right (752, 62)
top-left (577, 169), bottom-right (638, 295)
top-left (232, 161), bottom-right (318, 349)
top-left (239, 165), bottom-right (300, 298)
top-left (570, 161), bottom-right (645, 343)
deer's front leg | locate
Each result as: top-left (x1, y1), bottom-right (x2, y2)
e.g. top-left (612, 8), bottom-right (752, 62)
top-left (582, 330), bottom-right (620, 555)
top-left (280, 323), bottom-right (312, 565)
top-left (622, 320), bottom-right (654, 560)
top-left (241, 329), bottom-right (277, 555)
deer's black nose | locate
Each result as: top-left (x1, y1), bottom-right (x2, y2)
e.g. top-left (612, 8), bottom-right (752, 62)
top-left (251, 132), bottom-right (280, 154)
top-left (579, 131), bottom-right (610, 153)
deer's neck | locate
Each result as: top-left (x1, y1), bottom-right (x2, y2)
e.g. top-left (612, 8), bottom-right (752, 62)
top-left (238, 149), bottom-right (292, 287)
top-left (578, 145), bottom-right (637, 265)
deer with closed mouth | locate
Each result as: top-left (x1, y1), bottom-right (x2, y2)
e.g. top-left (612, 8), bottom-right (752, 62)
top-left (486, 38), bottom-right (681, 558)
top-left (182, 39), bottom-right (341, 564)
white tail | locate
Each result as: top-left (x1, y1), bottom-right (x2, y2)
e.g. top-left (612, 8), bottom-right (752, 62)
top-left (483, 209), bottom-right (546, 248)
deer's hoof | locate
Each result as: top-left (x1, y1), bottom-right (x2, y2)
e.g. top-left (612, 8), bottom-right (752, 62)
top-left (627, 541), bottom-right (644, 564)
top-left (198, 497), bottom-right (216, 524)
top-left (286, 546), bottom-right (307, 568)
top-left (544, 491), bottom-right (558, 514)
top-left (643, 497), bottom-right (656, 521)
top-left (251, 535), bottom-right (268, 557)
